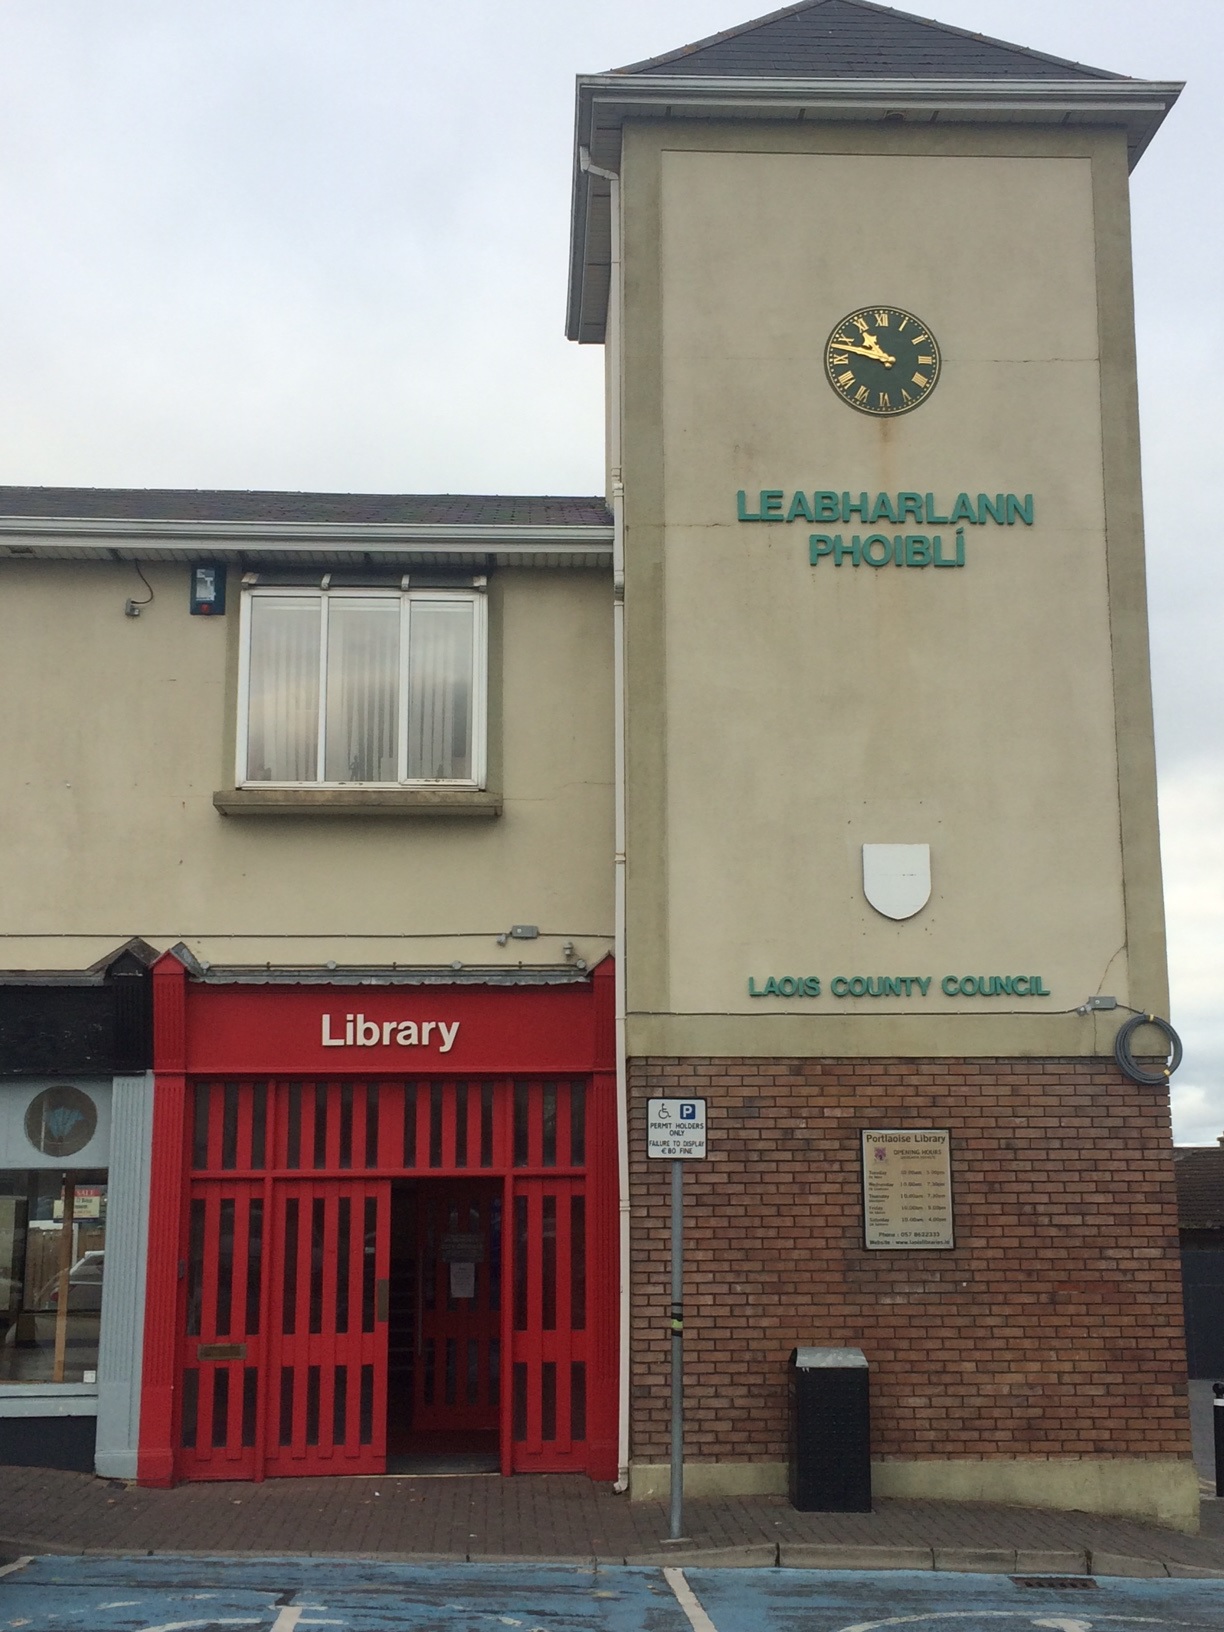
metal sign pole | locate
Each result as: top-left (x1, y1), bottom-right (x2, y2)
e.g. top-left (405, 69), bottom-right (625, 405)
top-left (645, 1095), bottom-right (705, 1545)
top-left (669, 1155), bottom-right (684, 1541)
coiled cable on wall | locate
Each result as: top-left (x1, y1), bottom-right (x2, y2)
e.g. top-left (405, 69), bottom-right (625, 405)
top-left (1114, 1012), bottom-right (1183, 1085)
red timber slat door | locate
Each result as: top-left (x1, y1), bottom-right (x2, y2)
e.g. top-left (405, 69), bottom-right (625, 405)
top-left (263, 1177), bottom-right (390, 1477)
top-left (178, 1078), bottom-right (390, 1481)
top-left (507, 1078), bottom-right (616, 1475)
top-left (178, 1080), bottom-right (270, 1481)
top-left (177, 1179), bottom-right (265, 1480)
top-left (175, 1067), bottom-right (616, 1482)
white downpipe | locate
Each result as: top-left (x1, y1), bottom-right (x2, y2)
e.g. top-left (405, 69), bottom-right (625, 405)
top-left (581, 147), bottom-right (630, 1493)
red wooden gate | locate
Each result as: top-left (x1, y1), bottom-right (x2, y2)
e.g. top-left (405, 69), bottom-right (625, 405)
top-left (173, 1071), bottom-right (616, 1482)
top-left (263, 1178), bottom-right (389, 1476)
top-left (506, 1080), bottom-right (593, 1472)
top-left (178, 1178), bottom-right (264, 1480)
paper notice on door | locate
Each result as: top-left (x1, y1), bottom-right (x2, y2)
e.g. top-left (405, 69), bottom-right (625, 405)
top-left (450, 1260), bottom-right (476, 1300)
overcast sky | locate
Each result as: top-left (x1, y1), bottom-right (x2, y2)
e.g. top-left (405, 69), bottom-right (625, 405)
top-left (0, 1), bottom-right (1219, 1141)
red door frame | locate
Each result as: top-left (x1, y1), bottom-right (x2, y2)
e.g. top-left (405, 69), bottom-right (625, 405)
top-left (137, 954), bottom-right (617, 1486)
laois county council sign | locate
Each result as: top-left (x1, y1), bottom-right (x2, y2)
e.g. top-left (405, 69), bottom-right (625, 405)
top-left (748, 973), bottom-right (1051, 999)
top-left (735, 486), bottom-right (1034, 572)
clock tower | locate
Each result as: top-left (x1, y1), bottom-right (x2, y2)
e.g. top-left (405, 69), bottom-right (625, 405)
top-left (569, 2), bottom-right (1194, 1524)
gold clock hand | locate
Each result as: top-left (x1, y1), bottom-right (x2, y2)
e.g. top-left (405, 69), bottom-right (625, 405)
top-left (831, 340), bottom-right (896, 366)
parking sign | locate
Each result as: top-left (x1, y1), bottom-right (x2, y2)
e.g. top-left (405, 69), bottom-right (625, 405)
top-left (646, 1098), bottom-right (708, 1159)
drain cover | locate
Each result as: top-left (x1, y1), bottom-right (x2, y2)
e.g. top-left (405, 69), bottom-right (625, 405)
top-left (1011, 1577), bottom-right (1098, 1590)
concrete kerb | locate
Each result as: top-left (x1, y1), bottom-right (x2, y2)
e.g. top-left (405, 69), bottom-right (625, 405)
top-left (1014, 1550), bottom-right (1090, 1574)
top-left (1088, 1551), bottom-right (1175, 1578)
top-left (3, 1540), bottom-right (1223, 1577)
top-left (780, 1545), bottom-right (933, 1571)
top-left (626, 1544), bottom-right (779, 1568)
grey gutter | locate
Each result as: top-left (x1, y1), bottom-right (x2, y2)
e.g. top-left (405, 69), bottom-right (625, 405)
top-left (0, 515), bottom-right (613, 560)
top-left (191, 965), bottom-right (593, 986)
top-left (567, 72), bottom-right (1184, 342)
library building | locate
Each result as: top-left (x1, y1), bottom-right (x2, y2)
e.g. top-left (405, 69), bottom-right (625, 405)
top-left (0, 0), bottom-right (1197, 1527)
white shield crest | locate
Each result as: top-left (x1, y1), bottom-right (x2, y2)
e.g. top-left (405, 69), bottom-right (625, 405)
top-left (862, 843), bottom-right (931, 920)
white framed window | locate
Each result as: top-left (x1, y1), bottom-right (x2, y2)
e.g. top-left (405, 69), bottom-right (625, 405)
top-left (237, 586), bottom-right (487, 788)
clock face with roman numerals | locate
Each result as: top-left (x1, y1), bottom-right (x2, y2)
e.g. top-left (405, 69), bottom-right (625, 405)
top-left (825, 306), bottom-right (941, 417)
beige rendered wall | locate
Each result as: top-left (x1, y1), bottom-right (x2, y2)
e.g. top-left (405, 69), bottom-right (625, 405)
top-left (619, 123), bottom-right (1167, 1058)
top-left (0, 563), bottom-right (614, 971)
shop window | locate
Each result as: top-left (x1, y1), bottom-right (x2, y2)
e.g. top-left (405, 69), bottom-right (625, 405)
top-left (0, 1170), bottom-right (107, 1384)
top-left (237, 586), bottom-right (487, 787)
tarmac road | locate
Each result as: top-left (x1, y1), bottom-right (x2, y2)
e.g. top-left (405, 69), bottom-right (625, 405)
top-left (4, 1557), bottom-right (1224, 1632)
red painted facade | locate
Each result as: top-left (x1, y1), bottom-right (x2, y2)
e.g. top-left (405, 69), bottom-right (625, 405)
top-left (138, 954), bottom-right (618, 1486)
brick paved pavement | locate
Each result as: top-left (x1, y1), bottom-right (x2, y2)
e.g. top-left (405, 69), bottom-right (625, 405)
top-left (2, 1466), bottom-right (1224, 1572)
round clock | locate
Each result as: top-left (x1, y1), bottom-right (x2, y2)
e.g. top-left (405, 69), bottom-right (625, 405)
top-left (825, 306), bottom-right (941, 417)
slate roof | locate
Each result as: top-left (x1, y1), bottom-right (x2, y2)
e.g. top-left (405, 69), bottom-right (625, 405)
top-left (1175, 1147), bottom-right (1224, 1230)
top-left (0, 487), bottom-right (612, 529)
top-left (613, 0), bottom-right (1124, 82)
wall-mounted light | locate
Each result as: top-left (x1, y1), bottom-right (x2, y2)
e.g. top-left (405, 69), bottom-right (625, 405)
top-left (496, 925), bottom-right (540, 947)
top-left (189, 562), bottom-right (227, 616)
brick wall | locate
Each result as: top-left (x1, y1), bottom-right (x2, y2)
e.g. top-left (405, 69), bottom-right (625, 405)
top-left (628, 1057), bottom-right (1190, 1465)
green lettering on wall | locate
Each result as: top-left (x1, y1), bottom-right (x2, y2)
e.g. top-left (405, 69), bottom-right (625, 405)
top-left (950, 492), bottom-right (977, 524)
top-left (736, 490), bottom-right (761, 522)
top-left (898, 492), bottom-right (924, 523)
top-left (787, 491), bottom-right (815, 523)
top-left (809, 534), bottom-right (835, 565)
top-left (842, 491), bottom-right (869, 522)
top-left (862, 534), bottom-right (891, 567)
top-left (1006, 493), bottom-right (1034, 526)
top-left (933, 535), bottom-right (960, 568)
top-left (977, 493), bottom-right (1005, 525)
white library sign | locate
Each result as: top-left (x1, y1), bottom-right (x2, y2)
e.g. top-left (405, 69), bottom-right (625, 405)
top-left (647, 1098), bottom-right (708, 1160)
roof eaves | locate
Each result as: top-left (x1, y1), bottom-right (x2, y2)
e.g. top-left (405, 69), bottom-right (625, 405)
top-left (0, 514), bottom-right (615, 564)
top-left (567, 71), bottom-right (1182, 343)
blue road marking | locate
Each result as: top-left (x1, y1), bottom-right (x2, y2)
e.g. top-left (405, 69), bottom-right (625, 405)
top-left (687, 1567), bottom-right (1224, 1631)
top-left (0, 1558), bottom-right (686, 1632)
top-left (3, 1559), bottom-right (1224, 1632)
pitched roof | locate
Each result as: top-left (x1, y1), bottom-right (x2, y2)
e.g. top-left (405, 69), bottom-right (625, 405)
top-left (1175, 1148), bottom-right (1224, 1231)
top-left (614, 0), bottom-right (1123, 82)
top-left (0, 487), bottom-right (611, 529)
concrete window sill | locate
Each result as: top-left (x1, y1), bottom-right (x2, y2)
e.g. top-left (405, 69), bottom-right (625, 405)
top-left (213, 788), bottom-right (502, 818)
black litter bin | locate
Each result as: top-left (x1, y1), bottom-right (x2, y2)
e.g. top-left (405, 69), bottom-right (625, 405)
top-left (788, 1346), bottom-right (871, 1512)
